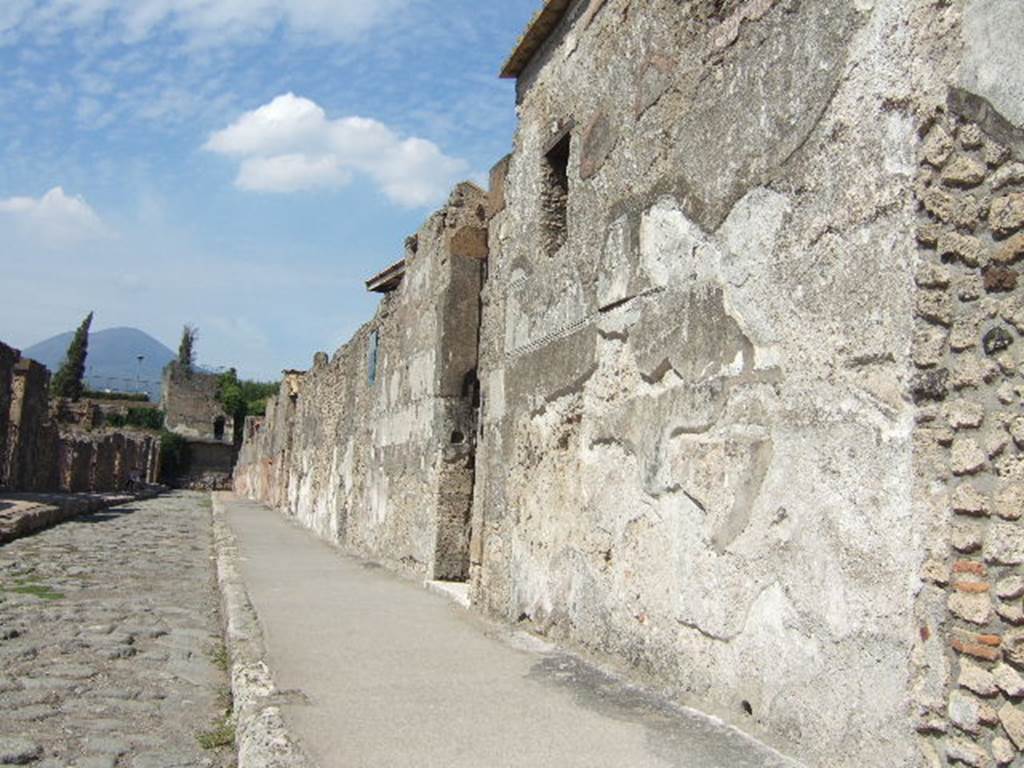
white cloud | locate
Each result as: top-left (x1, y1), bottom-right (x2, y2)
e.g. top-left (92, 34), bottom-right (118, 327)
top-left (205, 94), bottom-right (468, 207)
top-left (236, 154), bottom-right (350, 193)
top-left (0, 187), bottom-right (110, 247)
top-left (12, 0), bottom-right (411, 46)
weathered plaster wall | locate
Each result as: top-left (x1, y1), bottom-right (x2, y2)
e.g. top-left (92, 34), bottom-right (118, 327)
top-left (235, 184), bottom-right (488, 579)
top-left (161, 363), bottom-right (233, 443)
top-left (470, 1), bottom-right (943, 765)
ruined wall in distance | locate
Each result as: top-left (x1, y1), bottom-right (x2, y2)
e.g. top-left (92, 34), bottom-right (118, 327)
top-left (234, 183), bottom-right (488, 579)
top-left (1, 341), bottom-right (161, 494)
top-left (161, 363), bottom-right (233, 443)
top-left (5, 358), bottom-right (59, 491)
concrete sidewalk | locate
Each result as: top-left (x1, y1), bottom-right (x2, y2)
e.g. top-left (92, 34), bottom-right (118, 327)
top-left (218, 493), bottom-right (803, 768)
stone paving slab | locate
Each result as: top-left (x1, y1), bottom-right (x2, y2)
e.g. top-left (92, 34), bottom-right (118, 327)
top-left (0, 491), bottom-right (232, 767)
top-left (0, 489), bottom-right (166, 545)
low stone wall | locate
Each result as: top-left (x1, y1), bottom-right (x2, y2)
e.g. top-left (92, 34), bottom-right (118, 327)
top-left (57, 431), bottom-right (161, 493)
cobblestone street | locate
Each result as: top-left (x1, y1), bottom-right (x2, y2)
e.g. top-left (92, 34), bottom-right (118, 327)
top-left (0, 492), bottom-right (232, 768)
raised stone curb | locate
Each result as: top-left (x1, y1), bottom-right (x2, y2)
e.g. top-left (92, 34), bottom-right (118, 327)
top-left (210, 492), bottom-right (314, 768)
top-left (0, 487), bottom-right (166, 544)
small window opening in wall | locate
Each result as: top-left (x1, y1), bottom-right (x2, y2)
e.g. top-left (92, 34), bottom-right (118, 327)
top-left (213, 417), bottom-right (225, 441)
top-left (367, 330), bottom-right (380, 386)
top-left (450, 430), bottom-right (465, 445)
top-left (542, 131), bottom-right (571, 256)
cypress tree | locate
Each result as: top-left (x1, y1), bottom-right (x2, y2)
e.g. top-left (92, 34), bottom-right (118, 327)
top-left (52, 311), bottom-right (93, 402)
top-left (178, 325), bottom-right (198, 372)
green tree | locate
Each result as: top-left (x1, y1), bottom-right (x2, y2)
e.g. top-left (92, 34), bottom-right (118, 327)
top-left (215, 370), bottom-right (279, 443)
top-left (178, 325), bottom-right (198, 371)
top-left (52, 311), bottom-right (93, 402)
top-left (216, 368), bottom-right (246, 419)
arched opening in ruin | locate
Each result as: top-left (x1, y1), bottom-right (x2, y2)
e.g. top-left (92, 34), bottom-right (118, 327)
top-left (213, 416), bottom-right (225, 441)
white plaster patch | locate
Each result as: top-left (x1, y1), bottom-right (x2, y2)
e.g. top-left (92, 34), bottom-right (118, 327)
top-left (485, 369), bottom-right (506, 422)
top-left (717, 187), bottom-right (790, 289)
top-left (597, 214), bottom-right (634, 309)
top-left (639, 198), bottom-right (720, 287)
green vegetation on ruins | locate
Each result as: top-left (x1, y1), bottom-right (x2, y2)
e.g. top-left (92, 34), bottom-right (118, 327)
top-left (158, 429), bottom-right (190, 479)
top-left (83, 390), bottom-right (151, 403)
top-left (106, 407), bottom-right (165, 431)
top-left (216, 368), bottom-right (279, 420)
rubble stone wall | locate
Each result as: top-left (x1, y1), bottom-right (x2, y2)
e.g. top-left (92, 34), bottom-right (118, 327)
top-left (910, 18), bottom-right (1024, 764)
top-left (234, 184), bottom-right (488, 579)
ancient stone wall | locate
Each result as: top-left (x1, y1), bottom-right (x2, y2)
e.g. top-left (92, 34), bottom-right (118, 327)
top-left (169, 439), bottom-right (237, 490)
top-left (54, 398), bottom-right (161, 431)
top-left (470, 0), bottom-right (938, 765)
top-left (0, 342), bottom-right (18, 489)
top-left (909, 5), bottom-right (1024, 761)
top-left (0, 340), bottom-right (161, 494)
top-left (161, 363), bottom-right (233, 443)
top-left (54, 431), bottom-right (160, 493)
top-left (234, 183), bottom-right (488, 579)
top-left (228, 1), bottom-right (1024, 764)
top-left (5, 358), bottom-right (59, 491)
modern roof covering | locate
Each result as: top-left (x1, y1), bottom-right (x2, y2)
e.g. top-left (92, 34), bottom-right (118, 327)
top-left (500, 0), bottom-right (574, 79)
top-left (365, 258), bottom-right (406, 294)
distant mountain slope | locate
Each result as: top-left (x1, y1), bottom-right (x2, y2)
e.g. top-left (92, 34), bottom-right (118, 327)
top-left (23, 327), bottom-right (175, 401)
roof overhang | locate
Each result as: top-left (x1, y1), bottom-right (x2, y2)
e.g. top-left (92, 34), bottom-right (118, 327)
top-left (500, 0), bottom-right (574, 79)
top-left (365, 259), bottom-right (406, 294)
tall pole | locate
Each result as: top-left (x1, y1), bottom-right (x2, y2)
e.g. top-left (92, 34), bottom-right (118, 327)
top-left (136, 355), bottom-right (145, 396)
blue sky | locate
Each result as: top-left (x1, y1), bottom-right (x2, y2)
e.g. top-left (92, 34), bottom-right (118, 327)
top-left (0, 0), bottom-right (539, 380)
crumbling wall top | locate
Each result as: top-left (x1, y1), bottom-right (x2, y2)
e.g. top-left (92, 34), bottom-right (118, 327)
top-left (500, 0), bottom-right (574, 79)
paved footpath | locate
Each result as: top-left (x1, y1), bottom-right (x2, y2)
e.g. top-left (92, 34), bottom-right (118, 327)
top-left (0, 492), bottom-right (232, 768)
top-left (221, 494), bottom-right (803, 768)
